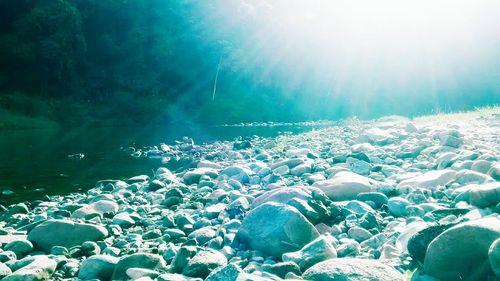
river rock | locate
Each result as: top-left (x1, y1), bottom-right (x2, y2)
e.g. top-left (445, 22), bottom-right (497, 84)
top-left (78, 255), bottom-right (119, 280)
top-left (282, 235), bottom-right (337, 271)
top-left (112, 253), bottom-right (166, 280)
top-left (424, 217), bottom-right (500, 281)
top-left (468, 182), bottom-right (500, 207)
top-left (251, 187), bottom-right (312, 208)
top-left (27, 219), bottom-right (108, 252)
top-left (182, 248), bottom-right (228, 278)
top-left (3, 255), bottom-right (56, 281)
top-left (236, 202), bottom-right (319, 257)
top-left (71, 199), bottom-right (119, 219)
top-left (489, 238), bottom-right (500, 278)
top-left (397, 170), bottom-right (457, 190)
top-left (313, 171), bottom-right (375, 200)
top-left (407, 224), bottom-right (453, 265)
top-left (4, 239), bottom-right (33, 257)
top-left (302, 258), bottom-right (404, 281)
top-left (0, 262), bottom-right (11, 279)
top-left (183, 168), bottom-right (218, 185)
top-left (387, 197), bottom-right (411, 217)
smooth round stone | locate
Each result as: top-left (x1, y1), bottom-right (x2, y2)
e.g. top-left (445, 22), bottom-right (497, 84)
top-left (78, 255), bottom-right (119, 280)
top-left (313, 171), bottom-right (375, 201)
top-left (468, 182), bottom-right (500, 208)
top-left (424, 217), bottom-right (500, 281)
top-left (356, 192), bottom-right (388, 208)
top-left (113, 212), bottom-right (135, 227)
top-left (4, 240), bottom-right (33, 256)
top-left (3, 255), bottom-right (57, 281)
top-left (347, 227), bottom-right (372, 242)
top-left (0, 262), bottom-right (12, 279)
top-left (126, 268), bottom-right (160, 279)
top-left (112, 253), bottom-right (166, 281)
top-left (489, 238), bottom-right (500, 278)
top-left (282, 235), bottom-right (337, 271)
top-left (236, 202), bottom-right (319, 257)
top-left (27, 219), bottom-right (108, 252)
top-left (71, 200), bottom-right (119, 219)
top-left (387, 197), bottom-right (411, 217)
top-left (303, 258), bottom-right (404, 281)
top-left (182, 248), bottom-right (228, 279)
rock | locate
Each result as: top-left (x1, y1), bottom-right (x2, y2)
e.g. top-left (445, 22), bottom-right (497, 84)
top-left (78, 255), bottom-right (119, 280)
top-left (397, 170), bottom-right (457, 190)
top-left (488, 163), bottom-right (500, 180)
top-left (439, 130), bottom-right (463, 148)
top-left (347, 226), bottom-right (372, 242)
top-left (188, 227), bottom-right (217, 245)
top-left (424, 217), bottom-right (500, 281)
top-left (148, 179), bottom-right (166, 191)
top-left (3, 255), bottom-right (56, 281)
top-left (4, 239), bottom-right (33, 257)
top-left (387, 197), bottom-right (411, 217)
top-left (489, 238), bottom-right (500, 278)
top-left (356, 192), bottom-right (388, 208)
top-left (220, 166), bottom-right (253, 183)
top-left (407, 224), bottom-right (452, 265)
top-left (126, 268), bottom-right (160, 279)
top-left (291, 163), bottom-right (312, 176)
top-left (71, 200), bottom-right (119, 219)
top-left (302, 258), bottom-right (404, 281)
top-left (205, 264), bottom-right (243, 281)
top-left (236, 202), bottom-right (319, 257)
top-left (262, 261), bottom-right (301, 278)
top-left (456, 169), bottom-right (493, 185)
top-left (468, 182), bottom-right (500, 207)
top-left (182, 248), bottom-right (228, 278)
top-left (183, 168), bottom-right (218, 185)
top-left (282, 235), bottom-right (337, 271)
top-left (397, 221), bottom-right (429, 253)
top-left (313, 171), bottom-right (375, 201)
top-left (158, 273), bottom-right (201, 281)
top-left (251, 187), bottom-right (312, 208)
top-left (0, 262), bottom-right (12, 279)
top-left (113, 212), bottom-right (135, 227)
top-left (112, 253), bottom-right (166, 281)
top-left (27, 219), bottom-right (108, 252)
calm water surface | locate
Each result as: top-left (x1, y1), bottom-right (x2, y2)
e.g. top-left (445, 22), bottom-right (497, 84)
top-left (0, 123), bottom-right (325, 205)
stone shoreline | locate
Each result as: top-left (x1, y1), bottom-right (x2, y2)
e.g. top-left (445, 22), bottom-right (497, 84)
top-left (0, 110), bottom-right (499, 280)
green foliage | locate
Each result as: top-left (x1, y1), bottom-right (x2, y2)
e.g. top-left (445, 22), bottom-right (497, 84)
top-left (0, 0), bottom-right (496, 128)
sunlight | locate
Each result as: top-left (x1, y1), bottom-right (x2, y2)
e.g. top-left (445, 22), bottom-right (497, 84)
top-left (224, 0), bottom-right (500, 115)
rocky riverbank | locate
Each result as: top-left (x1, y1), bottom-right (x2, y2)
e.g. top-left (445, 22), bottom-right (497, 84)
top-left (0, 109), bottom-right (499, 281)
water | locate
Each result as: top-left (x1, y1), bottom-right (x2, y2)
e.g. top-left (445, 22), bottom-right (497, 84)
top-left (0, 123), bottom-right (327, 205)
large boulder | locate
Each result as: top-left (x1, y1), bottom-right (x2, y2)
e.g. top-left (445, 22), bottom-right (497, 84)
top-left (236, 202), bottom-right (319, 257)
top-left (27, 219), bottom-right (108, 252)
top-left (112, 253), bottom-right (166, 281)
top-left (424, 217), bottom-right (500, 281)
top-left (313, 171), bottom-right (375, 201)
top-left (302, 258), bottom-right (404, 281)
top-left (3, 255), bottom-right (56, 281)
top-left (397, 170), bottom-right (456, 190)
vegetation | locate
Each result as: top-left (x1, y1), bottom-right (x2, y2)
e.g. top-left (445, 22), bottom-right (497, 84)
top-left (0, 0), bottom-right (497, 128)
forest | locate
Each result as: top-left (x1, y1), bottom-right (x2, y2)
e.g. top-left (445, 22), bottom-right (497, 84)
top-left (0, 0), bottom-right (497, 128)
